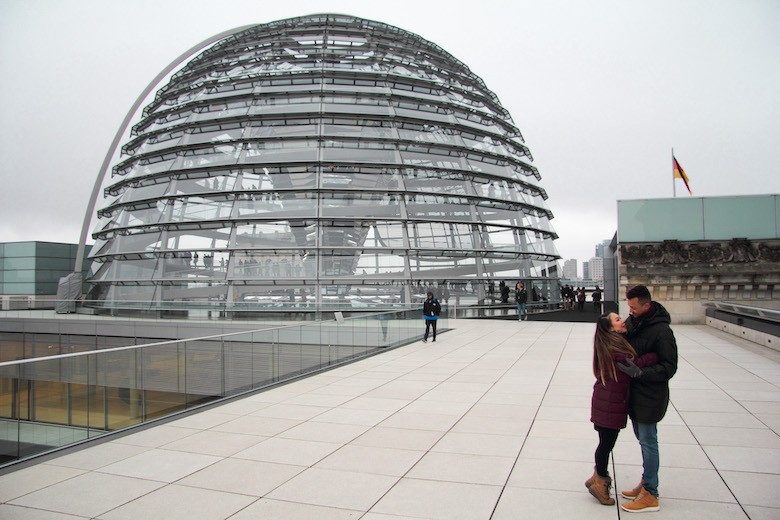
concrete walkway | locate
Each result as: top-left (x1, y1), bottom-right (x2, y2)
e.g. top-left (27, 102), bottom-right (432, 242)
top-left (1, 320), bottom-right (778, 519)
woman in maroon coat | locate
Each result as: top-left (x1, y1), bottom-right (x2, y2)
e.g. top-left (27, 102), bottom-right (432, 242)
top-left (586, 312), bottom-right (658, 505)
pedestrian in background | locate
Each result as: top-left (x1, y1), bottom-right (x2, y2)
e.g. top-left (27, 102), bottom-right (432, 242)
top-left (592, 285), bottom-right (603, 312)
top-left (422, 291), bottom-right (441, 342)
top-left (515, 282), bottom-right (528, 321)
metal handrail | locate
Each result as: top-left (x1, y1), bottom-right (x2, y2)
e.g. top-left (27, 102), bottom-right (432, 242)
top-left (0, 308), bottom-right (406, 367)
top-left (703, 301), bottom-right (780, 324)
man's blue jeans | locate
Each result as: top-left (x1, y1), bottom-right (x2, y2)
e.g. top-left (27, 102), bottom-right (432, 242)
top-left (632, 420), bottom-right (659, 497)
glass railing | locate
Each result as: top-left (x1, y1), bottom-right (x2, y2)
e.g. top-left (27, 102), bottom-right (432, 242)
top-left (0, 308), bottom-right (444, 469)
top-left (0, 300), bottom-right (438, 322)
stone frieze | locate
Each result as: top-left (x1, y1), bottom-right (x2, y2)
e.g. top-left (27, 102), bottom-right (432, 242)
top-left (620, 239), bottom-right (780, 265)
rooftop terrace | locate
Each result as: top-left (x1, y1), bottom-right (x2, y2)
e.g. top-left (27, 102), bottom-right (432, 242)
top-left (1, 319), bottom-right (778, 519)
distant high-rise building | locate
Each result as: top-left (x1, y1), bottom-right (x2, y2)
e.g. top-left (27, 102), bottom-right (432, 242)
top-left (589, 256), bottom-right (604, 282)
top-left (563, 259), bottom-right (578, 280)
top-left (595, 239), bottom-right (611, 258)
top-left (583, 261), bottom-right (590, 281)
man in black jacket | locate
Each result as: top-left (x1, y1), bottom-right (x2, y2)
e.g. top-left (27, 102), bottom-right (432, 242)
top-left (422, 291), bottom-right (441, 342)
top-left (617, 285), bottom-right (678, 513)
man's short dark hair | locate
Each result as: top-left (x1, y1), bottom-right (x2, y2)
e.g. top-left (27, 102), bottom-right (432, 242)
top-left (626, 285), bottom-right (651, 303)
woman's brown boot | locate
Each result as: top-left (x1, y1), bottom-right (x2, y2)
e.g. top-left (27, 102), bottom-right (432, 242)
top-left (584, 468), bottom-right (598, 489)
top-left (588, 474), bottom-right (615, 505)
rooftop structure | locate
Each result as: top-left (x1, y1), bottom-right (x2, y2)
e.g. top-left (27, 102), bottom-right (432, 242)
top-left (85, 14), bottom-right (560, 310)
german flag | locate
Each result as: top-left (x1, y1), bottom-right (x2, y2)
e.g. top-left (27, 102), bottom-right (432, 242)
top-left (673, 156), bottom-right (692, 195)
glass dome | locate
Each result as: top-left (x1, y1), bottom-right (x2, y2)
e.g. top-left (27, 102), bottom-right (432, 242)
top-left (87, 14), bottom-right (561, 309)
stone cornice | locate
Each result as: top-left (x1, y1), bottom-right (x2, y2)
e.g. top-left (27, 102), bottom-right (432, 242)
top-left (620, 239), bottom-right (780, 265)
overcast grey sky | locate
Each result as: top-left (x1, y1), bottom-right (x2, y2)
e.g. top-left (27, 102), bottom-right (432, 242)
top-left (1, 0), bottom-right (778, 269)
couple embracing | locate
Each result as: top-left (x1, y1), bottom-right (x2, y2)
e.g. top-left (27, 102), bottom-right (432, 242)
top-left (587, 285), bottom-right (678, 513)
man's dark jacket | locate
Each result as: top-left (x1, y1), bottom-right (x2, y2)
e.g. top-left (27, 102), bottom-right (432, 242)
top-left (625, 301), bottom-right (678, 423)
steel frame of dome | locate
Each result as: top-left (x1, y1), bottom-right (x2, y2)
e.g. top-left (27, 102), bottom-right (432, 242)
top-left (86, 13), bottom-right (561, 309)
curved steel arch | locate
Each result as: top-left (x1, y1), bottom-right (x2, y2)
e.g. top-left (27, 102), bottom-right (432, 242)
top-left (73, 24), bottom-right (256, 273)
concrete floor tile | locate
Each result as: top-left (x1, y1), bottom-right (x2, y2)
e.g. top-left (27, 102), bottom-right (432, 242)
top-left (743, 401), bottom-right (780, 414)
top-left (679, 411), bottom-right (766, 428)
top-left (691, 425), bottom-right (780, 449)
top-left (656, 423), bottom-right (699, 444)
top-left (97, 448), bottom-right (221, 482)
top-left (742, 505), bottom-right (780, 520)
top-left (452, 414), bottom-right (533, 436)
top-left (703, 445), bottom-right (780, 473)
top-left (163, 430), bottom-right (267, 457)
top-left (209, 415), bottom-right (301, 436)
top-left (407, 451), bottom-right (515, 485)
top-left (351, 426), bottom-right (444, 451)
top-left (233, 436), bottom-right (341, 466)
top-left (535, 405), bottom-right (589, 422)
top-left (528, 419), bottom-right (594, 440)
top-left (0, 464), bottom-right (85, 503)
top-left (249, 403), bottom-right (330, 420)
top-left (402, 398), bottom-right (474, 415)
top-left (371, 478), bottom-right (502, 520)
top-left (315, 444), bottom-right (425, 476)
top-left (757, 413), bottom-right (780, 433)
top-left (98, 483), bottom-right (254, 520)
top-left (339, 396), bottom-right (410, 412)
top-left (9, 471), bottom-right (164, 518)
top-left (507, 458), bottom-right (594, 491)
top-left (721, 470), bottom-right (780, 508)
top-left (278, 420), bottom-right (370, 443)
top-left (44, 442), bottom-right (148, 471)
top-left (432, 431), bottom-right (523, 457)
top-left (113, 425), bottom-right (200, 448)
top-left (178, 457), bottom-right (304, 496)
top-left (166, 411), bottom-right (238, 430)
top-left (312, 407), bottom-right (395, 426)
top-left (379, 411), bottom-right (460, 432)
top-left (267, 467), bottom-right (397, 511)
top-left (518, 436), bottom-right (595, 463)
top-left (466, 403), bottom-right (538, 419)
top-left (672, 397), bottom-right (746, 413)
top-left (493, 488), bottom-right (616, 520)
top-left (0, 504), bottom-right (84, 519)
top-left (652, 467), bottom-right (736, 502)
top-left (230, 498), bottom-right (362, 519)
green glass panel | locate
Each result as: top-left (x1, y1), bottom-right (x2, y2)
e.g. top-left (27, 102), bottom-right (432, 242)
top-left (618, 199), bottom-right (704, 242)
top-left (703, 195), bottom-right (778, 240)
top-left (4, 242), bottom-right (36, 257)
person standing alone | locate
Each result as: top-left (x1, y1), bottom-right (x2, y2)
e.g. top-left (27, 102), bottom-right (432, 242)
top-left (617, 285), bottom-right (678, 513)
top-left (422, 291), bottom-right (441, 342)
top-left (515, 282), bottom-right (528, 321)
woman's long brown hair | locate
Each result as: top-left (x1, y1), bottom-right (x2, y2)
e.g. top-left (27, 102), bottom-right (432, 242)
top-left (593, 313), bottom-right (637, 385)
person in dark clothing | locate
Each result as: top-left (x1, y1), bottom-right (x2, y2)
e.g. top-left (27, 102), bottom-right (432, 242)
top-left (592, 286), bottom-right (603, 312)
top-left (577, 287), bottom-right (586, 311)
top-left (587, 312), bottom-right (658, 506)
top-left (422, 291), bottom-right (441, 343)
top-left (500, 282), bottom-right (510, 304)
top-left (515, 282), bottom-right (528, 321)
top-left (616, 285), bottom-right (678, 513)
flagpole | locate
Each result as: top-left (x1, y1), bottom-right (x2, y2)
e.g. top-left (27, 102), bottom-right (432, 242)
top-left (672, 147), bottom-right (676, 198)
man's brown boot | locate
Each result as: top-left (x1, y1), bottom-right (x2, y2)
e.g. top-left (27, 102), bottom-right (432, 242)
top-left (588, 474), bottom-right (615, 505)
top-left (620, 487), bottom-right (660, 513)
top-left (621, 478), bottom-right (645, 499)
top-left (584, 468), bottom-right (598, 489)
